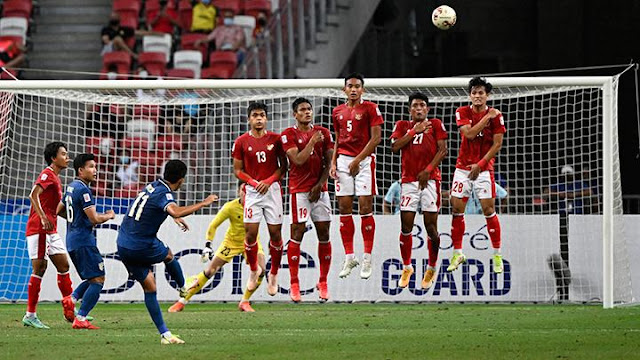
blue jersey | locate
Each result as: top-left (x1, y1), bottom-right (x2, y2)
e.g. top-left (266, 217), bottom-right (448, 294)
top-left (117, 179), bottom-right (176, 250)
top-left (64, 179), bottom-right (96, 252)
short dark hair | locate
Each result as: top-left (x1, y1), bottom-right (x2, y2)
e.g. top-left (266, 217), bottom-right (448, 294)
top-left (163, 159), bottom-right (188, 183)
top-left (468, 76), bottom-right (493, 93)
top-left (73, 153), bottom-right (95, 176)
top-left (344, 72), bottom-right (364, 86)
top-left (292, 97), bottom-right (312, 111)
top-left (408, 92), bottom-right (429, 107)
top-left (247, 102), bottom-right (268, 117)
top-left (43, 141), bottom-right (66, 165)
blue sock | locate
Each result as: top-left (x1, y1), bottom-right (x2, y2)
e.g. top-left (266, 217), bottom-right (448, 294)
top-left (165, 258), bottom-right (185, 288)
top-left (78, 282), bottom-right (103, 317)
top-left (144, 291), bottom-right (168, 334)
top-left (72, 280), bottom-right (90, 301)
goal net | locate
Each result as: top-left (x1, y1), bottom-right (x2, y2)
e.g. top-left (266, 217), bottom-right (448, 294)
top-left (0, 78), bottom-right (632, 307)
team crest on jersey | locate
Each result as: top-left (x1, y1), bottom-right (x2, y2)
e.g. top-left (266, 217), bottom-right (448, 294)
top-left (248, 146), bottom-right (252, 151)
top-left (355, 113), bottom-right (362, 121)
top-left (267, 144), bottom-right (274, 151)
top-left (339, 115), bottom-right (343, 120)
top-left (83, 193), bottom-right (91, 202)
top-left (298, 139), bottom-right (303, 143)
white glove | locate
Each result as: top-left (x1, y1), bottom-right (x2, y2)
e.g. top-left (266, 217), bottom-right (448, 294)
top-left (201, 242), bottom-right (214, 263)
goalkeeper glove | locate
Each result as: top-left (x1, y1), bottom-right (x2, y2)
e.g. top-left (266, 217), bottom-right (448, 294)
top-left (201, 241), bottom-right (214, 263)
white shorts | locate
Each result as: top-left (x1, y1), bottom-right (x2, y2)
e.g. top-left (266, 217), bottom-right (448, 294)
top-left (335, 154), bottom-right (377, 197)
top-left (400, 180), bottom-right (441, 213)
top-left (26, 233), bottom-right (67, 260)
top-left (244, 181), bottom-right (283, 224)
top-left (290, 191), bottom-right (332, 223)
top-left (450, 168), bottom-right (496, 200)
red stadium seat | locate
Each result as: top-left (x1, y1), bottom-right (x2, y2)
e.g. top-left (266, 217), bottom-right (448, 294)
top-left (178, 0), bottom-right (193, 31)
top-left (113, 184), bottom-right (144, 198)
top-left (213, 0), bottom-right (240, 15)
top-left (200, 66), bottom-right (233, 79)
top-left (113, 0), bottom-right (141, 30)
top-left (166, 68), bottom-right (195, 78)
top-left (2, 0), bottom-right (33, 19)
top-left (132, 104), bottom-right (160, 122)
top-left (205, 50), bottom-right (237, 78)
top-left (242, 0), bottom-right (271, 18)
top-left (156, 135), bottom-right (183, 151)
top-left (180, 33), bottom-right (208, 62)
top-left (0, 68), bottom-right (18, 80)
top-left (121, 137), bottom-right (150, 150)
top-left (103, 51), bottom-right (132, 71)
top-left (138, 52), bottom-right (167, 76)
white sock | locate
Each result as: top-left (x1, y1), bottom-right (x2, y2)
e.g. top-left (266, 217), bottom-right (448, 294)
top-left (178, 298), bottom-right (187, 305)
top-left (494, 248), bottom-right (501, 255)
top-left (453, 249), bottom-right (462, 255)
top-left (76, 315), bottom-right (86, 321)
top-left (162, 331), bottom-right (173, 338)
top-left (26, 312), bottom-right (36, 317)
top-left (346, 253), bottom-right (355, 262)
top-left (427, 265), bottom-right (437, 271)
top-left (404, 264), bottom-right (413, 270)
top-left (363, 253), bottom-right (372, 262)
top-left (71, 296), bottom-right (78, 304)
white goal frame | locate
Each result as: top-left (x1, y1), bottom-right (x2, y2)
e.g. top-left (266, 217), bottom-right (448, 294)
top-left (0, 77), bottom-right (618, 308)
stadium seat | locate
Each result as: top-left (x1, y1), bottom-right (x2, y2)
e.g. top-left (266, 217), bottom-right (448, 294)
top-left (126, 119), bottom-right (157, 139)
top-left (233, 15), bottom-right (256, 47)
top-left (132, 105), bottom-right (161, 123)
top-left (143, 34), bottom-right (172, 63)
top-left (243, 0), bottom-right (271, 17)
top-left (121, 137), bottom-right (151, 150)
top-left (213, 0), bottom-right (241, 15)
top-left (156, 134), bottom-right (183, 151)
top-left (86, 137), bottom-right (115, 156)
top-left (173, 50), bottom-right (203, 79)
top-left (178, 0), bottom-right (193, 31)
top-left (2, 0), bottom-right (33, 19)
top-left (113, 183), bottom-right (144, 198)
top-left (0, 68), bottom-right (18, 80)
top-left (206, 50), bottom-right (237, 78)
top-left (0, 17), bottom-right (28, 45)
top-left (138, 52), bottom-right (167, 77)
top-left (113, 0), bottom-right (141, 30)
top-left (102, 51), bottom-right (132, 74)
top-left (180, 33), bottom-right (208, 62)
top-left (166, 68), bottom-right (195, 79)
top-left (200, 66), bottom-right (233, 79)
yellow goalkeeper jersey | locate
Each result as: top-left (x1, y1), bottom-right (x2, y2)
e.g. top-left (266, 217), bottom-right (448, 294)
top-left (206, 198), bottom-right (245, 246)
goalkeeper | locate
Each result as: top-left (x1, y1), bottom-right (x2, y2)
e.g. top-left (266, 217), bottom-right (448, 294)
top-left (169, 183), bottom-right (265, 313)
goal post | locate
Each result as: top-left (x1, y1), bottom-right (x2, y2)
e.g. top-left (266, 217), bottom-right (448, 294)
top-left (0, 77), bottom-right (630, 307)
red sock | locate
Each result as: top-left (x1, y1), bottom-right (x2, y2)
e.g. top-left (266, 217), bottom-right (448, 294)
top-left (451, 214), bottom-right (465, 250)
top-left (399, 232), bottom-right (412, 266)
top-left (318, 242), bottom-right (332, 283)
top-left (486, 213), bottom-right (502, 249)
top-left (27, 275), bottom-right (42, 313)
top-left (57, 272), bottom-right (72, 297)
top-left (269, 240), bottom-right (283, 276)
top-left (361, 215), bottom-right (375, 254)
top-left (287, 240), bottom-right (301, 284)
top-left (428, 235), bottom-right (440, 267)
top-left (339, 215), bottom-right (355, 255)
top-left (244, 241), bottom-right (259, 271)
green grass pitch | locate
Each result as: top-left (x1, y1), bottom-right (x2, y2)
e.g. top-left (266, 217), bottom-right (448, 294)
top-left (1, 303), bottom-right (639, 359)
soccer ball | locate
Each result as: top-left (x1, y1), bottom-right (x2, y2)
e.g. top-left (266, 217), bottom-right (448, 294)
top-left (432, 5), bottom-right (457, 30)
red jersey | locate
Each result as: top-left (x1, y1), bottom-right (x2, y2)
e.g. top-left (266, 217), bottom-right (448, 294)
top-left (332, 100), bottom-right (384, 157)
top-left (281, 125), bottom-right (334, 193)
top-left (455, 105), bottom-right (506, 171)
top-left (390, 119), bottom-right (448, 183)
top-left (26, 167), bottom-right (62, 236)
top-left (232, 131), bottom-right (284, 181)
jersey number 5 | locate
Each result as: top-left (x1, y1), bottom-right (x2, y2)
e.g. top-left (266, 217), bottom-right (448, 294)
top-left (346, 120), bottom-right (353, 132)
top-left (128, 192), bottom-right (150, 221)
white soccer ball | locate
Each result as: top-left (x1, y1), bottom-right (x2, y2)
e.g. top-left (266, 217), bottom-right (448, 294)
top-left (432, 5), bottom-right (457, 30)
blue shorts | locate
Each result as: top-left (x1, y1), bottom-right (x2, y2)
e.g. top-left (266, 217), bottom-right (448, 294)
top-left (117, 240), bottom-right (169, 283)
top-left (69, 246), bottom-right (105, 280)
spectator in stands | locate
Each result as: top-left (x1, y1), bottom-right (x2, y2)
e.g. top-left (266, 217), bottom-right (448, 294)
top-left (253, 12), bottom-right (268, 40)
top-left (383, 180), bottom-right (401, 215)
top-left (149, 0), bottom-right (180, 35)
top-left (101, 13), bottom-right (138, 59)
top-left (116, 150), bottom-right (139, 187)
top-left (191, 0), bottom-right (217, 33)
top-left (0, 37), bottom-right (27, 71)
top-left (194, 10), bottom-right (246, 64)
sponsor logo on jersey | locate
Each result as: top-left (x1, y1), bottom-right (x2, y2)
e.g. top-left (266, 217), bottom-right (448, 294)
top-left (267, 144), bottom-right (274, 151)
top-left (281, 135), bottom-right (288, 143)
top-left (166, 193), bottom-right (174, 201)
top-left (41, 174), bottom-right (48, 181)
